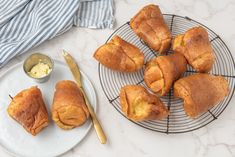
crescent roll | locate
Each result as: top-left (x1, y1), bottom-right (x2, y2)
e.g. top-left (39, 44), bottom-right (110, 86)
top-left (144, 53), bottom-right (187, 95)
top-left (120, 85), bottom-right (169, 121)
top-left (172, 26), bottom-right (215, 72)
top-left (130, 4), bottom-right (171, 54)
top-left (7, 86), bottom-right (49, 136)
top-left (52, 80), bottom-right (89, 130)
top-left (93, 35), bottom-right (144, 72)
top-left (174, 74), bottom-right (229, 118)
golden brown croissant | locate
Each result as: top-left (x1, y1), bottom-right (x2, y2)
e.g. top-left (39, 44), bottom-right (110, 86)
top-left (7, 86), bottom-right (49, 136)
top-left (130, 4), bottom-right (171, 54)
top-left (172, 26), bottom-right (215, 72)
top-left (144, 53), bottom-right (187, 95)
top-left (52, 80), bottom-right (89, 130)
top-left (93, 35), bottom-right (144, 72)
top-left (174, 74), bottom-right (229, 118)
top-left (120, 85), bottom-right (169, 121)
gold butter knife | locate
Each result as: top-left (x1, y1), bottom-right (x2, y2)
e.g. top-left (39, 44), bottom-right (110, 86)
top-left (62, 49), bottom-right (107, 144)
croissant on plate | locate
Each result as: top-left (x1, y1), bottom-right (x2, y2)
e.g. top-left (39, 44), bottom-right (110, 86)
top-left (144, 53), bottom-right (187, 95)
top-left (174, 74), bottom-right (229, 118)
top-left (172, 26), bottom-right (215, 72)
top-left (93, 35), bottom-right (144, 72)
top-left (120, 85), bottom-right (169, 121)
top-left (130, 4), bottom-right (171, 54)
top-left (7, 86), bottom-right (49, 136)
top-left (52, 80), bottom-right (90, 130)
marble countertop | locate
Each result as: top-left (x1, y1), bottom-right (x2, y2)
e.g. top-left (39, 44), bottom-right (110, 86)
top-left (1, 0), bottom-right (235, 157)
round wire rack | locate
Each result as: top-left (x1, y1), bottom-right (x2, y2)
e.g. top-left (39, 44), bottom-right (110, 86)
top-left (98, 14), bottom-right (235, 134)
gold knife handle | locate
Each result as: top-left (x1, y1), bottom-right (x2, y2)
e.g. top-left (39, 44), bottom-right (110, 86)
top-left (62, 50), bottom-right (107, 144)
top-left (81, 88), bottom-right (107, 144)
top-left (93, 116), bottom-right (107, 144)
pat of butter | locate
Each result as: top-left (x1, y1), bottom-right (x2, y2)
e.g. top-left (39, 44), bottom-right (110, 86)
top-left (28, 62), bottom-right (52, 78)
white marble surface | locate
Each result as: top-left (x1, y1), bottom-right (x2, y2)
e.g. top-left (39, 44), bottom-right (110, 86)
top-left (1, 0), bottom-right (235, 157)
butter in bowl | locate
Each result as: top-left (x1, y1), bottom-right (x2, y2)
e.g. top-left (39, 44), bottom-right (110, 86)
top-left (23, 53), bottom-right (54, 83)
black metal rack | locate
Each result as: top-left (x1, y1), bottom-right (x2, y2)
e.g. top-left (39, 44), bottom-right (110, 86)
top-left (98, 14), bottom-right (235, 134)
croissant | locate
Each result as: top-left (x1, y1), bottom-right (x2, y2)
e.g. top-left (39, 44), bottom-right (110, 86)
top-left (144, 53), bottom-right (187, 95)
top-left (52, 80), bottom-right (89, 130)
top-left (130, 4), bottom-right (171, 54)
top-left (120, 85), bottom-right (169, 121)
top-left (93, 35), bottom-right (144, 72)
top-left (174, 74), bottom-right (229, 118)
top-left (7, 86), bottom-right (49, 136)
top-left (172, 26), bottom-right (215, 72)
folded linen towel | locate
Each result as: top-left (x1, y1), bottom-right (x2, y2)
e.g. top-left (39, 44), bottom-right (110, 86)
top-left (0, 0), bottom-right (114, 68)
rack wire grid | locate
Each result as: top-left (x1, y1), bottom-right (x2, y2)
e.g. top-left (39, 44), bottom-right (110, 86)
top-left (98, 14), bottom-right (235, 134)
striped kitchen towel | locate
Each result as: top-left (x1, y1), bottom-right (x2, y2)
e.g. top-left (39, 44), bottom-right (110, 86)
top-left (0, 0), bottom-right (114, 68)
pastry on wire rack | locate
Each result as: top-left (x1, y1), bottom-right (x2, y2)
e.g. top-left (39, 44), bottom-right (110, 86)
top-left (120, 85), bottom-right (169, 121)
top-left (172, 26), bottom-right (215, 72)
top-left (130, 4), bottom-right (171, 54)
top-left (144, 53), bottom-right (187, 96)
top-left (174, 73), bottom-right (229, 118)
top-left (94, 35), bottom-right (144, 72)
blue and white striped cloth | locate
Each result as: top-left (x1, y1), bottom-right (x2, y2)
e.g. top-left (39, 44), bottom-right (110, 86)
top-left (0, 0), bottom-right (114, 68)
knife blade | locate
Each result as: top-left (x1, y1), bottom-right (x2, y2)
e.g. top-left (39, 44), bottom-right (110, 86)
top-left (62, 49), bottom-right (107, 144)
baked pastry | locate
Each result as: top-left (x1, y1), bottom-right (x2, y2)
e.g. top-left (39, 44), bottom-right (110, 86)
top-left (93, 35), bottom-right (144, 72)
top-left (144, 53), bottom-right (187, 95)
top-left (130, 4), bottom-right (171, 54)
top-left (172, 26), bottom-right (215, 72)
top-left (120, 85), bottom-right (169, 121)
top-left (52, 80), bottom-right (89, 130)
top-left (174, 74), bottom-right (229, 118)
top-left (7, 86), bottom-right (49, 136)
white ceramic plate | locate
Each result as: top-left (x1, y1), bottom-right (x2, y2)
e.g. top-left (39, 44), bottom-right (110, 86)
top-left (0, 60), bottom-right (97, 157)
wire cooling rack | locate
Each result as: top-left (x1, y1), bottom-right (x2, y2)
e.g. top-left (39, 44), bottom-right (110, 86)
top-left (98, 14), bottom-right (235, 134)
